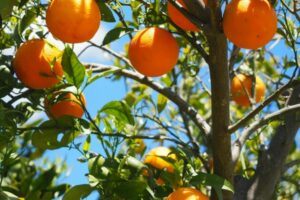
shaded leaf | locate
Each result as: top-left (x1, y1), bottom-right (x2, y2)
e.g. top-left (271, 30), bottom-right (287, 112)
top-left (96, 0), bottom-right (115, 22)
top-left (31, 117), bottom-right (79, 150)
top-left (87, 68), bottom-right (120, 86)
top-left (190, 172), bottom-right (234, 200)
top-left (157, 94), bottom-right (167, 114)
top-left (100, 101), bottom-right (135, 126)
top-left (62, 184), bottom-right (94, 200)
top-left (102, 27), bottom-right (133, 46)
top-left (0, 0), bottom-right (18, 19)
top-left (115, 180), bottom-right (147, 199)
top-left (19, 9), bottom-right (36, 35)
top-left (31, 167), bottom-right (56, 192)
top-left (83, 135), bottom-right (91, 153)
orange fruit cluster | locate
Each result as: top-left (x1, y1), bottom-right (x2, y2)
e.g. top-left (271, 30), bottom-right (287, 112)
top-left (46, 0), bottom-right (101, 43)
top-left (231, 74), bottom-right (266, 107)
top-left (223, 0), bottom-right (277, 49)
top-left (128, 27), bottom-right (179, 77)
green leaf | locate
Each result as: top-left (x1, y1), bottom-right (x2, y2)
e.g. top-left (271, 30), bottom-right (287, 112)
top-left (124, 156), bottom-right (146, 171)
top-left (47, 184), bottom-right (70, 197)
top-left (0, 31), bottom-right (14, 50)
top-left (62, 184), bottom-right (94, 200)
top-left (0, 191), bottom-right (19, 200)
top-left (190, 172), bottom-right (234, 200)
top-left (157, 94), bottom-right (167, 114)
top-left (96, 0), bottom-right (115, 22)
top-left (12, 8), bottom-right (36, 44)
top-left (87, 68), bottom-right (120, 86)
top-left (0, 65), bottom-right (14, 97)
top-left (18, 0), bottom-right (30, 8)
top-left (32, 167), bottom-right (57, 192)
top-left (100, 101), bottom-right (135, 126)
top-left (31, 117), bottom-right (79, 150)
top-left (62, 46), bottom-right (86, 88)
top-left (83, 135), bottom-right (91, 153)
top-left (115, 180), bottom-right (147, 199)
top-left (88, 156), bottom-right (106, 178)
top-left (20, 9), bottom-right (36, 34)
top-left (102, 27), bottom-right (133, 46)
top-left (0, 0), bottom-right (18, 19)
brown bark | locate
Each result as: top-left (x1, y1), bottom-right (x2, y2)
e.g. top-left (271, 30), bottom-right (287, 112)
top-left (207, 32), bottom-right (233, 200)
top-left (243, 85), bottom-right (300, 200)
top-left (205, 1), bottom-right (234, 199)
top-left (232, 85), bottom-right (300, 200)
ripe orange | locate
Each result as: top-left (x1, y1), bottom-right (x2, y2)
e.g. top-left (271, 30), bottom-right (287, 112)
top-left (167, 0), bottom-right (206, 31)
top-left (144, 146), bottom-right (176, 173)
top-left (13, 39), bottom-right (63, 89)
top-left (167, 187), bottom-right (209, 200)
top-left (128, 27), bottom-right (179, 77)
top-left (46, 0), bottom-right (101, 43)
top-left (231, 74), bottom-right (266, 107)
top-left (45, 92), bottom-right (86, 119)
top-left (223, 0), bottom-right (277, 49)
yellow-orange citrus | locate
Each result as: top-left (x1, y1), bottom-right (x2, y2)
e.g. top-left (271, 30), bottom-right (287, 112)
top-left (167, 187), bottom-right (209, 200)
top-left (231, 74), bottom-right (266, 107)
top-left (223, 0), bottom-right (277, 49)
top-left (45, 92), bottom-right (86, 119)
top-left (128, 27), bottom-right (179, 77)
top-left (167, 0), bottom-right (206, 32)
top-left (13, 39), bottom-right (63, 89)
top-left (144, 146), bottom-right (176, 173)
top-left (46, 0), bottom-right (101, 43)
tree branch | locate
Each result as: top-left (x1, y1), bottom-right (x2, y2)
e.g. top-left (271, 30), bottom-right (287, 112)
top-left (245, 84), bottom-right (300, 199)
top-left (228, 45), bottom-right (240, 76)
top-left (205, 1), bottom-right (233, 199)
top-left (232, 103), bottom-right (300, 164)
top-left (168, 0), bottom-right (211, 32)
top-left (88, 41), bottom-right (132, 67)
top-left (229, 79), bottom-right (300, 134)
top-left (283, 159), bottom-right (300, 172)
top-left (167, 19), bottom-right (209, 62)
top-left (85, 63), bottom-right (211, 137)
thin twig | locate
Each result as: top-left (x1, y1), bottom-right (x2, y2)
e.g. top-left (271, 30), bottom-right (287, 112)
top-left (229, 79), bottom-right (300, 133)
top-left (232, 104), bottom-right (300, 164)
top-left (85, 63), bottom-right (212, 137)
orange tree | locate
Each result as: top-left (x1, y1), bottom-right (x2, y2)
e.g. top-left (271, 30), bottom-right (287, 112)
top-left (0, 0), bottom-right (299, 199)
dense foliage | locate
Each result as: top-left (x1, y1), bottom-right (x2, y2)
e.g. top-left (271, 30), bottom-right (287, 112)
top-left (0, 0), bottom-right (299, 199)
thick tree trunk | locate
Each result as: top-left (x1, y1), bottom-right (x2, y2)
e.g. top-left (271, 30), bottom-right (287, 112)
top-left (207, 32), bottom-right (233, 200)
top-left (234, 85), bottom-right (300, 200)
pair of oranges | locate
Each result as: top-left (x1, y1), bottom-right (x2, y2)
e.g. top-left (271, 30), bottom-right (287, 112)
top-left (13, 39), bottom-right (86, 119)
top-left (166, 0), bottom-right (277, 49)
top-left (143, 146), bottom-right (209, 199)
